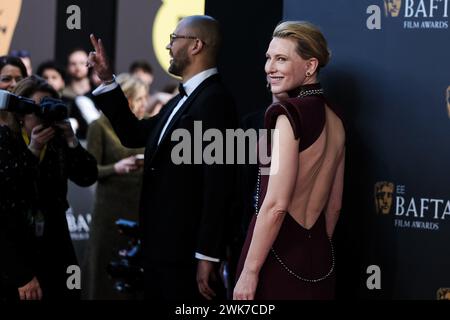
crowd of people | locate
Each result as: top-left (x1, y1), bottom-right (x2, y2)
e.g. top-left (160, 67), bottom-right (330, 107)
top-left (0, 15), bottom-right (345, 301)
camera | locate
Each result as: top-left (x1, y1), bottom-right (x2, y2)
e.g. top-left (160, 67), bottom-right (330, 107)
top-left (38, 97), bottom-right (69, 127)
top-left (108, 219), bottom-right (144, 295)
top-left (0, 89), bottom-right (68, 126)
top-left (0, 89), bottom-right (36, 114)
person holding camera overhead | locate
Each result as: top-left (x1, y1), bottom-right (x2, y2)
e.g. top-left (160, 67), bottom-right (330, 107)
top-left (0, 74), bottom-right (98, 300)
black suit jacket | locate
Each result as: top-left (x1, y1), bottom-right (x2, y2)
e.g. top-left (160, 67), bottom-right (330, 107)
top-left (93, 74), bottom-right (237, 265)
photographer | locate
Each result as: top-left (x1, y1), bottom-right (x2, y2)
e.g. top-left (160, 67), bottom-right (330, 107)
top-left (0, 107), bottom-right (41, 301)
top-left (0, 57), bottom-right (40, 301)
top-left (0, 76), bottom-right (97, 300)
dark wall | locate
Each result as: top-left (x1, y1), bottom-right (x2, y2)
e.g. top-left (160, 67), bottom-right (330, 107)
top-left (115, 0), bottom-right (176, 91)
top-left (8, 0), bottom-right (56, 71)
top-left (55, 0), bottom-right (116, 70)
top-left (205, 1), bottom-right (283, 118)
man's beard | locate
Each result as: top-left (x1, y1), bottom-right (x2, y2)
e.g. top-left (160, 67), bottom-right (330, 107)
top-left (168, 47), bottom-right (190, 77)
top-left (71, 72), bottom-right (88, 81)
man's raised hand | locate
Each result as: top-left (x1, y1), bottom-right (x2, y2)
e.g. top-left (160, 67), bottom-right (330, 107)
top-left (88, 34), bottom-right (113, 82)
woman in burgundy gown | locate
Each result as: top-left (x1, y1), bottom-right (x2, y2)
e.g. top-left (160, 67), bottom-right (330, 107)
top-left (234, 21), bottom-right (345, 300)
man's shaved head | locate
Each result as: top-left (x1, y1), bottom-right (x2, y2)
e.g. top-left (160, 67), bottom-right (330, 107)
top-left (179, 15), bottom-right (221, 59)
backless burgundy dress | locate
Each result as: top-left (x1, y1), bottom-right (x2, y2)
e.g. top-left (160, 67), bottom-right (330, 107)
top-left (236, 84), bottom-right (343, 300)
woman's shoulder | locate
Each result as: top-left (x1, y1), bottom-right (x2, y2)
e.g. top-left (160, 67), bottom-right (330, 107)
top-left (264, 100), bottom-right (303, 139)
top-left (95, 114), bottom-right (113, 129)
top-left (88, 114), bottom-right (111, 134)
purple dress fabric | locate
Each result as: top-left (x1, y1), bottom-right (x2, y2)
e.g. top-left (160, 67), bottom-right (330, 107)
top-left (236, 84), bottom-right (343, 300)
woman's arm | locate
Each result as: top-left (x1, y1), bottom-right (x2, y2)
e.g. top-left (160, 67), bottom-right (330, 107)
top-left (234, 115), bottom-right (299, 300)
top-left (86, 120), bottom-right (116, 179)
top-left (86, 120), bottom-right (140, 179)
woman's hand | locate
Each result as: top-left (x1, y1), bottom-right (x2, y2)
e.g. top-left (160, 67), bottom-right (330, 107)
top-left (28, 125), bottom-right (55, 157)
top-left (114, 155), bottom-right (139, 175)
top-left (233, 269), bottom-right (258, 300)
top-left (18, 276), bottom-right (43, 300)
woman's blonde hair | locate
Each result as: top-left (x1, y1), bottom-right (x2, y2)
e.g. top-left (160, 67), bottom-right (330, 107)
top-left (116, 73), bottom-right (148, 101)
top-left (273, 21), bottom-right (330, 70)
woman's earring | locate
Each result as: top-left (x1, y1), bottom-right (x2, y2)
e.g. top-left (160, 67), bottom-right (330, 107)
top-left (305, 71), bottom-right (311, 77)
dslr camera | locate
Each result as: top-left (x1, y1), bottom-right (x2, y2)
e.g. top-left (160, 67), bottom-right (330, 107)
top-left (0, 89), bottom-right (68, 127)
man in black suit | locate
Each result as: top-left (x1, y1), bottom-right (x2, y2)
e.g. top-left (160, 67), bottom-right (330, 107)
top-left (88, 15), bottom-right (237, 300)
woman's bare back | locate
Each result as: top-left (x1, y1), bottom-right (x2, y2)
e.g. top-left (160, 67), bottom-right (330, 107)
top-left (288, 104), bottom-right (345, 233)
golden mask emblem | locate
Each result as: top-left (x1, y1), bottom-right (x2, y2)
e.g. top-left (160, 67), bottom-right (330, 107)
top-left (152, 0), bottom-right (205, 77)
top-left (0, 0), bottom-right (23, 55)
top-left (384, 0), bottom-right (402, 17)
top-left (446, 86), bottom-right (450, 118)
top-left (437, 288), bottom-right (450, 300)
top-left (375, 181), bottom-right (395, 214)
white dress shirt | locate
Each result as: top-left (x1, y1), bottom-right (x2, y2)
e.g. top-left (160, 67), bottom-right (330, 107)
top-left (157, 68), bottom-right (218, 145)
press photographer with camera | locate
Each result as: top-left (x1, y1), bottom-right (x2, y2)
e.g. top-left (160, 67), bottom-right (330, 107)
top-left (0, 57), bottom-right (40, 301)
top-left (0, 75), bottom-right (98, 300)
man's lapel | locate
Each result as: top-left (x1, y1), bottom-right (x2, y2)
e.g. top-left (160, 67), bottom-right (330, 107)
top-left (155, 74), bottom-right (219, 152)
top-left (146, 94), bottom-right (182, 159)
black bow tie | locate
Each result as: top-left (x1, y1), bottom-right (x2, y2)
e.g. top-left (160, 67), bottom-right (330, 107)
top-left (178, 83), bottom-right (187, 97)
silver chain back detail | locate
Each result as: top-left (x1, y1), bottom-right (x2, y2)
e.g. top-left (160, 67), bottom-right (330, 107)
top-left (255, 167), bottom-right (334, 282)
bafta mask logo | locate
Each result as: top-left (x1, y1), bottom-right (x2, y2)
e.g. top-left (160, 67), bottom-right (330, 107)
top-left (152, 0), bottom-right (205, 77)
top-left (446, 86), bottom-right (450, 118)
top-left (437, 288), bottom-right (450, 300)
top-left (374, 181), bottom-right (395, 214)
top-left (384, 0), bottom-right (402, 17)
top-left (0, 0), bottom-right (23, 55)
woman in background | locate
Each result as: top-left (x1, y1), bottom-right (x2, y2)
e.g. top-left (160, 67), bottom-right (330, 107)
top-left (0, 56), bottom-right (26, 92)
top-left (84, 74), bottom-right (147, 300)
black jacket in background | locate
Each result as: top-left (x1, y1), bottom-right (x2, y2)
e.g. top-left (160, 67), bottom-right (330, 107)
top-left (0, 126), bottom-right (39, 299)
top-left (0, 125), bottom-right (97, 300)
top-left (33, 136), bottom-right (97, 300)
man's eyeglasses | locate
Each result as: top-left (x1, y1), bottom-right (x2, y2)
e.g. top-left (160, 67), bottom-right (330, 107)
top-left (169, 33), bottom-right (206, 46)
